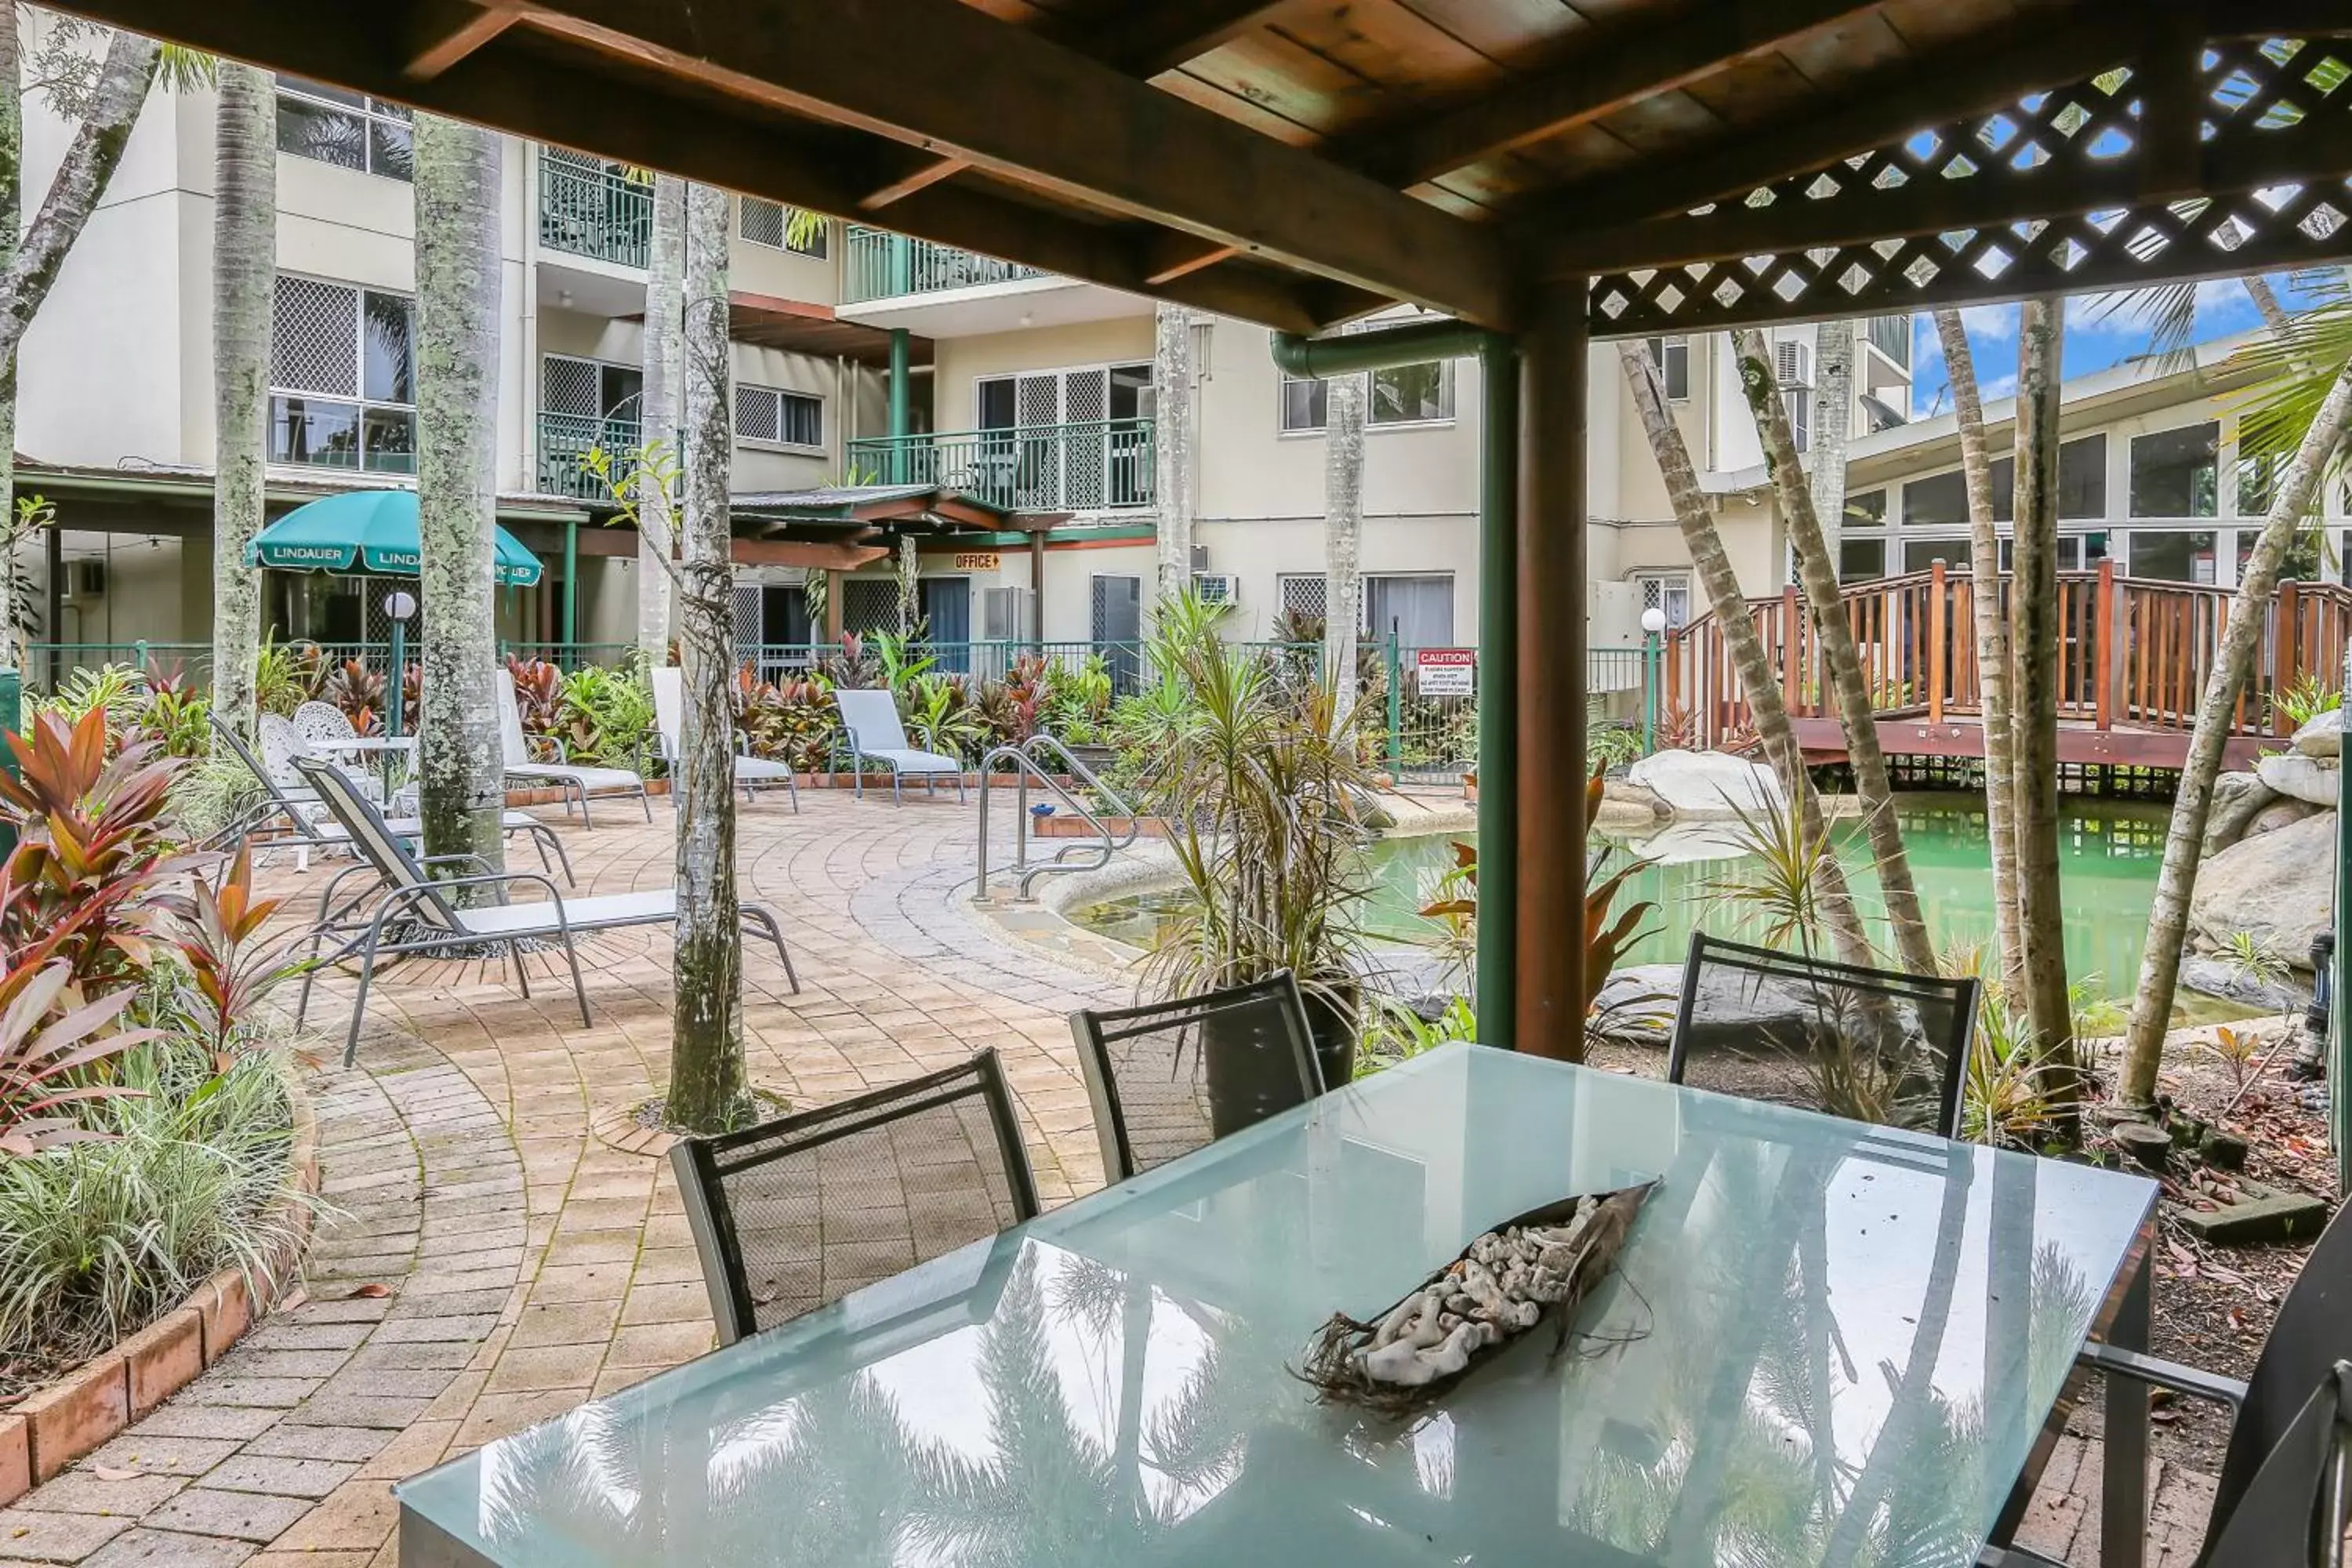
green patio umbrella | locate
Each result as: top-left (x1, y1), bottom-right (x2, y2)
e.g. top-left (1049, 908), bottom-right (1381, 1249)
top-left (248, 488), bottom-right (544, 587)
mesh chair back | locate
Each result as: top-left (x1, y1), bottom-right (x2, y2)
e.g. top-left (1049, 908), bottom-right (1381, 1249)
top-left (2200, 1360), bottom-right (2352, 1566)
top-left (650, 666), bottom-right (684, 760)
top-left (1069, 972), bottom-right (1325, 1182)
top-left (833, 688), bottom-right (912, 753)
top-left (2212, 1201), bottom-right (2352, 1540)
top-left (210, 713), bottom-right (318, 831)
top-left (669, 1049), bottom-right (1040, 1345)
top-left (294, 700), bottom-right (359, 746)
top-left (289, 757), bottom-right (463, 934)
top-left (494, 671), bottom-right (534, 768)
top-left (1666, 934), bottom-right (1976, 1137)
top-left (256, 713), bottom-right (314, 792)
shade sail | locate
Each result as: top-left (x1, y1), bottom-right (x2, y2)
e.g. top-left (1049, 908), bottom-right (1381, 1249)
top-left (249, 490), bottom-right (544, 588)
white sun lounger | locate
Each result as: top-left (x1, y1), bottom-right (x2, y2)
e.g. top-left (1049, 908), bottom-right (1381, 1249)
top-left (495, 669), bottom-right (652, 826)
top-left (831, 687), bottom-right (967, 805)
top-left (650, 666), bottom-right (799, 811)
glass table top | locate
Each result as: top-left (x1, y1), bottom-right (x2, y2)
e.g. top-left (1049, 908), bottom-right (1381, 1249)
top-left (397, 1044), bottom-right (2155, 1566)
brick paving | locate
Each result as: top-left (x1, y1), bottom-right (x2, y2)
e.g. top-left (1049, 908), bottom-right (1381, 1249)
top-left (0, 789), bottom-right (2207, 1564)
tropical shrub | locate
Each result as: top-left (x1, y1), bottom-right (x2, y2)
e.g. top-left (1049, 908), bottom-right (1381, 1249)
top-left (1039, 655), bottom-right (1113, 744)
top-left (253, 636), bottom-right (328, 717)
top-left (321, 657), bottom-right (386, 735)
top-left (0, 954), bottom-right (156, 1156)
top-left (905, 673), bottom-right (985, 761)
top-left (556, 665), bottom-right (656, 771)
top-left (734, 665), bottom-right (837, 772)
top-left (503, 655), bottom-right (567, 757)
top-left (866, 630), bottom-right (935, 693)
top-left (2271, 671), bottom-right (2341, 731)
top-left (816, 633), bottom-right (882, 691)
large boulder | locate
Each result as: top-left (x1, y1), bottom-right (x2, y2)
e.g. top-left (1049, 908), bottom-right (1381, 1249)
top-left (2255, 752), bottom-right (2341, 808)
top-left (2180, 953), bottom-right (2310, 1012)
top-left (2187, 808), bottom-right (2336, 966)
top-left (2292, 710), bottom-right (2344, 758)
top-left (2248, 797), bottom-right (2324, 839)
top-left (1627, 749), bottom-right (1786, 820)
top-left (1590, 963), bottom-right (1684, 1048)
top-left (2203, 770), bottom-right (2279, 857)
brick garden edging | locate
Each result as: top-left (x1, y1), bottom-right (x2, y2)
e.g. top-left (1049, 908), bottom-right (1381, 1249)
top-left (0, 1076), bottom-right (321, 1504)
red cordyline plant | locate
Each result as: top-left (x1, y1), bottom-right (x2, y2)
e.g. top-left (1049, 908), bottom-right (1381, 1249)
top-left (0, 943), bottom-right (161, 1155)
top-left (172, 847), bottom-right (311, 1074)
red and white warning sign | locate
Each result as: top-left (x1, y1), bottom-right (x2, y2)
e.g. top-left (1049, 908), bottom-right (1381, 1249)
top-left (1414, 648), bottom-right (1475, 698)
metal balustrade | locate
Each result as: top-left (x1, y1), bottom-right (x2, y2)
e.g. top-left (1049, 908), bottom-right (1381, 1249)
top-left (843, 227), bottom-right (1046, 303)
top-left (539, 155), bottom-right (652, 269)
top-left (846, 420), bottom-right (1154, 514)
top-left (536, 412), bottom-right (641, 500)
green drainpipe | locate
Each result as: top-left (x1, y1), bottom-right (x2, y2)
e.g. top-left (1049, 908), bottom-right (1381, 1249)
top-left (2336, 640), bottom-right (2351, 1191)
top-left (561, 521), bottom-right (579, 650)
top-left (1271, 323), bottom-right (1517, 1048)
top-left (887, 328), bottom-right (911, 485)
top-left (0, 666), bottom-right (16, 863)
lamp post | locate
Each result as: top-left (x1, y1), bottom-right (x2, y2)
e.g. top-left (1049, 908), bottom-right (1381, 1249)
top-left (1640, 605), bottom-right (1667, 753)
top-left (383, 590), bottom-right (417, 741)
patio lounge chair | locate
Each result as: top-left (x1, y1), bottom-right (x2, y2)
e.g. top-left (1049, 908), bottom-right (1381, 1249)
top-left (831, 687), bottom-right (966, 804)
top-left (207, 714), bottom-right (572, 886)
top-left (1068, 973), bottom-right (1325, 1181)
top-left (670, 1049), bottom-right (1039, 1345)
top-left (288, 756), bottom-right (797, 1065)
top-left (495, 669), bottom-right (652, 826)
top-left (1666, 933), bottom-right (1976, 1138)
top-left (650, 666), bottom-right (799, 811)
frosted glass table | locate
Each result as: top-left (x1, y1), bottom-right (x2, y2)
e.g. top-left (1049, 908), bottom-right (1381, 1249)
top-left (396, 1044), bottom-right (2158, 1567)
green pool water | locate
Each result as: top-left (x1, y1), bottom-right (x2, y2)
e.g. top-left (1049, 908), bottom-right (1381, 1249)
top-left (1069, 793), bottom-right (2189, 1011)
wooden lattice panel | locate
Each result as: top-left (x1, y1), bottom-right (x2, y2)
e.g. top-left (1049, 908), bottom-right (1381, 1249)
top-left (1588, 34), bottom-right (2352, 338)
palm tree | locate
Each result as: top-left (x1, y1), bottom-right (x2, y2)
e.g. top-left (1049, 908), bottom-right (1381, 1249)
top-left (1933, 309), bottom-right (2024, 994)
top-left (1321, 371), bottom-right (1365, 728)
top-left (2008, 299), bottom-right (2076, 1126)
top-left (637, 173), bottom-right (684, 669)
top-left (667, 179), bottom-right (748, 1132)
top-left (412, 113), bottom-right (508, 887)
top-left (1617, 341), bottom-right (1875, 967)
top-left (1152, 302), bottom-right (1196, 606)
top-left (1731, 326), bottom-right (1936, 978)
top-left (209, 61), bottom-right (271, 745)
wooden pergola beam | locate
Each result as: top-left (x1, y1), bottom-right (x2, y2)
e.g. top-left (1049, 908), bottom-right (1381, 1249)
top-left (509, 0), bottom-right (1515, 325)
top-left (403, 1), bottom-right (521, 80)
top-left (1508, 8), bottom-right (2126, 237)
top-left (1341, 0), bottom-right (1882, 189)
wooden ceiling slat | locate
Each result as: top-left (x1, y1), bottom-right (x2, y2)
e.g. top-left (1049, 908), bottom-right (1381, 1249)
top-left (1270, 0), bottom-right (1499, 97)
top-left (1383, 0), bottom-right (1589, 66)
top-left (1171, 28), bottom-right (1385, 138)
top-left (1153, 67), bottom-right (1327, 146)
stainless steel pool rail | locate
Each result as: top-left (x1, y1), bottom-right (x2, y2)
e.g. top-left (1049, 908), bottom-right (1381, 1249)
top-left (974, 735), bottom-right (1140, 902)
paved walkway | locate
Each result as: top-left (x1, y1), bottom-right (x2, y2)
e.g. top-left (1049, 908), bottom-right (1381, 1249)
top-left (0, 790), bottom-right (2207, 1565)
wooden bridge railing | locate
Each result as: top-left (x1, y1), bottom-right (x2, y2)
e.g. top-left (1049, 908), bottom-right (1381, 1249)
top-left (1662, 560), bottom-right (2352, 753)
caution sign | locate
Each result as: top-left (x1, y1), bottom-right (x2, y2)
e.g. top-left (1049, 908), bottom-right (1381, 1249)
top-left (1415, 648), bottom-right (1475, 698)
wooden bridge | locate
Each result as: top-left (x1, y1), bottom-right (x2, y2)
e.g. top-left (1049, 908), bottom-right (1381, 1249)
top-left (1664, 561), bottom-right (2352, 773)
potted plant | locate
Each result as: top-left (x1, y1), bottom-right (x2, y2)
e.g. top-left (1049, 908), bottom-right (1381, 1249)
top-left (1137, 595), bottom-right (1381, 1131)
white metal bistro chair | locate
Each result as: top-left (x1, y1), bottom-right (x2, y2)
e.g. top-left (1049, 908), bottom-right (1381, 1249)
top-left (650, 666), bottom-right (799, 811)
top-left (289, 756), bottom-right (797, 1065)
top-left (831, 687), bottom-right (966, 804)
top-left (494, 668), bottom-right (652, 826)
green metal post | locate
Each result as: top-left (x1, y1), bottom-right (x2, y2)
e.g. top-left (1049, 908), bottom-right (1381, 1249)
top-left (1272, 322), bottom-right (1516, 1047)
top-left (1644, 631), bottom-right (1661, 752)
top-left (562, 520), bottom-right (580, 649)
top-left (387, 619), bottom-right (405, 741)
top-left (0, 667), bottom-right (17, 863)
top-left (1385, 633), bottom-right (1403, 776)
top-left (2336, 640), bottom-right (2352, 1191)
top-left (887, 327), bottom-right (912, 485)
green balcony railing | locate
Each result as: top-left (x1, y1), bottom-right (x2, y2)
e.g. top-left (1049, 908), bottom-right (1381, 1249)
top-left (848, 419), bottom-right (1154, 514)
top-left (537, 412), bottom-right (641, 500)
top-left (843, 226), bottom-right (1047, 303)
top-left (539, 154), bottom-right (651, 269)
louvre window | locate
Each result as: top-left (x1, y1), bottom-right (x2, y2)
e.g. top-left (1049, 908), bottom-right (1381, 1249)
top-left (275, 76), bottom-right (412, 180)
top-left (1642, 336), bottom-right (1690, 399)
top-left (737, 383), bottom-right (824, 448)
top-left (739, 197), bottom-right (827, 258)
top-left (1279, 360), bottom-right (1455, 431)
top-left (269, 276), bottom-right (416, 474)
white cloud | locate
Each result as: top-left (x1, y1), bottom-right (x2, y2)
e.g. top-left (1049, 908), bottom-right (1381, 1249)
top-left (1959, 303), bottom-right (2018, 339)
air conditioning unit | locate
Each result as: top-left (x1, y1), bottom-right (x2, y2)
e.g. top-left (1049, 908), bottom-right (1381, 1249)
top-left (1192, 572), bottom-right (1238, 606)
top-left (1774, 339), bottom-right (1813, 388)
top-left (982, 584), bottom-right (1036, 641)
top-left (64, 560), bottom-right (105, 601)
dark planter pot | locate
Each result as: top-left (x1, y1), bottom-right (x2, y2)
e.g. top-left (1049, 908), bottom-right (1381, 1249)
top-left (1202, 982), bottom-right (1357, 1138)
top-left (1066, 742), bottom-right (1117, 773)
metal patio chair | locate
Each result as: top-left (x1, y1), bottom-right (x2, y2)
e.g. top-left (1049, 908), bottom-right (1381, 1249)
top-left (670, 1049), bottom-right (1040, 1345)
top-left (494, 668), bottom-right (652, 826)
top-left (1067, 972), bottom-right (1325, 1183)
top-left (288, 756), bottom-right (797, 1065)
top-left (1984, 1199), bottom-right (2352, 1566)
top-left (1666, 932), bottom-right (1977, 1138)
top-left (650, 666), bottom-right (799, 811)
top-left (831, 687), bottom-right (966, 804)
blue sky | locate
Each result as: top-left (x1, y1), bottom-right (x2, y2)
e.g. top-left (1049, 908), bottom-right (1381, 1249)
top-left (1905, 277), bottom-right (2325, 416)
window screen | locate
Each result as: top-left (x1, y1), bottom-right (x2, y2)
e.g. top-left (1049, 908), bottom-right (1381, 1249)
top-left (737, 385), bottom-right (822, 448)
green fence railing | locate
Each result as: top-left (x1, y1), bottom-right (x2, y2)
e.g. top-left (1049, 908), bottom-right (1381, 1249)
top-left (539, 154), bottom-right (651, 268)
top-left (843, 227), bottom-right (1046, 303)
top-left (536, 412), bottom-right (641, 500)
top-left (846, 420), bottom-right (1154, 513)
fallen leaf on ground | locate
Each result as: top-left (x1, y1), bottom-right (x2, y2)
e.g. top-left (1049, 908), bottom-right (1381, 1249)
top-left (90, 1465), bottom-right (142, 1482)
top-left (347, 1283), bottom-right (392, 1299)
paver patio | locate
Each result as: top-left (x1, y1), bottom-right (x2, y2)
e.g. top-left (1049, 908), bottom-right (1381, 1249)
top-left (0, 791), bottom-right (2207, 1565)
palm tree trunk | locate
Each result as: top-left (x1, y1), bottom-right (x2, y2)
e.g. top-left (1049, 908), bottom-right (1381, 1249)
top-left (668, 180), bottom-right (748, 1134)
top-left (1322, 372), bottom-right (1364, 728)
top-left (209, 61), bottom-right (272, 745)
top-left (637, 174), bottom-right (684, 668)
top-left (1617, 340), bottom-right (1874, 967)
top-left (1151, 303), bottom-right (1196, 606)
top-left (1936, 309), bottom-right (2025, 995)
top-left (1806, 318), bottom-right (1854, 553)
top-left (0, 29), bottom-right (160, 369)
top-left (2244, 275), bottom-right (2293, 338)
top-left (2009, 299), bottom-right (2076, 1127)
top-left (0, 5), bottom-right (20, 677)
top-left (413, 114), bottom-right (508, 888)
top-left (2120, 355), bottom-right (2352, 1111)
top-left (1731, 328), bottom-right (1936, 977)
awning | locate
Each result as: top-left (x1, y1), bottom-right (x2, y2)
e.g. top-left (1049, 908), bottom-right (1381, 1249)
top-left (249, 489), bottom-right (544, 588)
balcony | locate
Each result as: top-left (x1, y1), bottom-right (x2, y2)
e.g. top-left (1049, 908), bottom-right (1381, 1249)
top-left (537, 412), bottom-right (641, 501)
top-left (848, 420), bottom-right (1154, 514)
top-left (539, 153), bottom-right (651, 270)
top-left (843, 227), bottom-right (1045, 303)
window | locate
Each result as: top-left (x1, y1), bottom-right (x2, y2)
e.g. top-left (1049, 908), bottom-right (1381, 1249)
top-left (1784, 387), bottom-right (1811, 453)
top-left (269, 276), bottom-right (416, 473)
top-left (1901, 539), bottom-right (1969, 573)
top-left (2130, 422), bottom-right (2220, 517)
top-left (736, 384), bottom-right (824, 449)
top-left (1866, 314), bottom-right (1911, 368)
top-left (2237, 450), bottom-right (2285, 518)
top-left (2130, 529), bottom-right (2220, 583)
top-left (1839, 538), bottom-right (1886, 580)
top-left (275, 76), bottom-right (412, 180)
top-left (1903, 470), bottom-right (1969, 529)
top-left (1990, 434), bottom-right (2108, 521)
top-left (1844, 488), bottom-right (1887, 527)
top-left (1279, 361), bottom-right (1456, 431)
top-left (739, 197), bottom-right (827, 259)
top-left (1633, 572), bottom-right (1692, 630)
top-left (541, 355), bottom-right (641, 422)
top-left (1642, 336), bottom-right (1690, 400)
top-left (1278, 575), bottom-right (1332, 624)
top-left (1364, 575), bottom-right (1454, 647)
